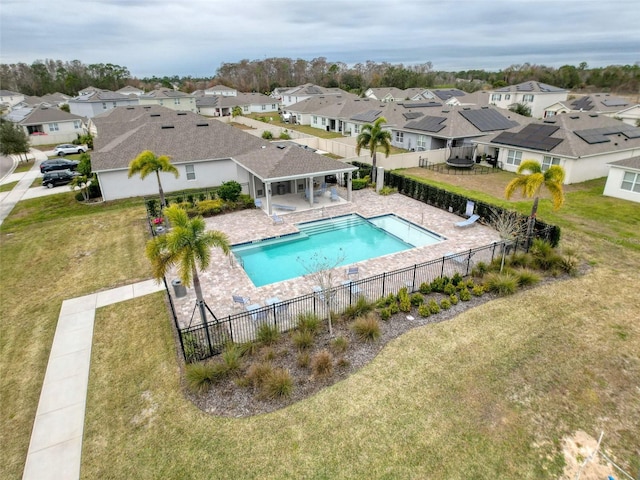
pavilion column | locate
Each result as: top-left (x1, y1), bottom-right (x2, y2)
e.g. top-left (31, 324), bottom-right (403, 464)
top-left (307, 176), bottom-right (314, 206)
top-left (265, 182), bottom-right (272, 215)
top-left (347, 172), bottom-right (353, 202)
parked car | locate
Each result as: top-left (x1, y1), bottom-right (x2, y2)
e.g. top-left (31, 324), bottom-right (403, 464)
top-left (40, 158), bottom-right (80, 173)
top-left (42, 169), bottom-right (81, 188)
top-left (53, 144), bottom-right (86, 156)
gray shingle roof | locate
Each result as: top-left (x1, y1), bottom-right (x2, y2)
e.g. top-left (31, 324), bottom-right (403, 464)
top-left (19, 105), bottom-right (84, 125)
top-left (608, 156), bottom-right (640, 170)
top-left (493, 81), bottom-right (567, 93)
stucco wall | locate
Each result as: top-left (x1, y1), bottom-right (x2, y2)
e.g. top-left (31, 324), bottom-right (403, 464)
top-left (603, 167), bottom-right (640, 203)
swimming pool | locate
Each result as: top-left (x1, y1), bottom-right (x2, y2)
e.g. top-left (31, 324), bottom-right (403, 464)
top-left (232, 214), bottom-right (444, 287)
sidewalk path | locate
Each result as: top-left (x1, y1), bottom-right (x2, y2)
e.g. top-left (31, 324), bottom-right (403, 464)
top-left (22, 279), bottom-right (165, 480)
top-left (0, 149), bottom-right (49, 226)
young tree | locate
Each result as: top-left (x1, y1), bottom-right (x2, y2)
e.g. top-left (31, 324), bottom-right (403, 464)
top-left (355, 116), bottom-right (392, 184)
top-left (509, 102), bottom-right (531, 117)
top-left (146, 205), bottom-right (230, 332)
top-left (128, 150), bottom-right (179, 208)
top-left (489, 209), bottom-right (527, 272)
top-left (298, 249), bottom-right (346, 336)
top-left (505, 160), bottom-right (565, 242)
top-left (231, 106), bottom-right (242, 118)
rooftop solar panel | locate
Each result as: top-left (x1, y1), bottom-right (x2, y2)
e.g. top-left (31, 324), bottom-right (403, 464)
top-left (571, 97), bottom-right (593, 111)
top-left (516, 83), bottom-right (534, 92)
top-left (601, 99), bottom-right (629, 107)
top-left (351, 109), bottom-right (383, 123)
top-left (458, 109), bottom-right (519, 132)
top-left (403, 112), bottom-right (423, 120)
top-left (405, 116), bottom-right (447, 133)
top-left (574, 124), bottom-right (640, 143)
top-left (492, 123), bottom-right (563, 151)
top-left (401, 101), bottom-right (442, 108)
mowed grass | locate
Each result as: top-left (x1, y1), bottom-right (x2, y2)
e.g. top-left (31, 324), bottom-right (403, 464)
top-left (2, 175), bottom-right (640, 478)
top-left (0, 192), bottom-right (151, 478)
top-left (0, 181), bottom-right (19, 192)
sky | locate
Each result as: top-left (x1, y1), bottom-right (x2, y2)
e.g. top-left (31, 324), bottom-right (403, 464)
top-left (1, 0), bottom-right (639, 78)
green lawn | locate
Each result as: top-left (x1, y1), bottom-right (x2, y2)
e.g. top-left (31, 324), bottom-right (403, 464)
top-left (13, 160), bottom-right (36, 173)
top-left (1, 179), bottom-right (639, 479)
top-left (0, 181), bottom-right (18, 193)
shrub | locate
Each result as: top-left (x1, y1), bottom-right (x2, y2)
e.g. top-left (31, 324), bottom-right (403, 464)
top-left (296, 313), bottom-right (321, 334)
top-left (459, 288), bottom-right (472, 301)
top-left (331, 336), bottom-right (349, 354)
top-left (352, 178), bottom-right (369, 190)
top-left (398, 287), bottom-right (411, 312)
top-left (389, 301), bottom-right (399, 314)
top-left (261, 130), bottom-right (274, 139)
top-left (428, 299), bottom-right (441, 315)
top-left (430, 277), bottom-right (448, 293)
top-left (379, 307), bottom-right (392, 321)
top-left (515, 268), bottom-right (541, 287)
top-left (352, 313), bottom-right (381, 342)
top-left (311, 350), bottom-right (334, 377)
top-left (450, 293), bottom-right (459, 305)
top-left (336, 357), bottom-right (350, 369)
top-left (560, 248), bottom-right (579, 276)
top-left (419, 282), bottom-right (432, 294)
top-left (472, 285), bottom-right (485, 296)
top-left (471, 261), bottom-right (489, 278)
top-left (217, 180), bottom-right (242, 202)
top-left (245, 362), bottom-right (274, 388)
top-left (185, 362), bottom-right (228, 393)
top-left (440, 298), bottom-right (451, 310)
top-left (197, 199), bottom-right (224, 216)
top-left (292, 330), bottom-right (314, 350)
top-left (256, 323), bottom-right (280, 345)
top-left (343, 296), bottom-right (374, 320)
top-left (297, 352), bottom-right (310, 368)
top-left (279, 131), bottom-right (291, 140)
top-left (443, 282), bottom-right (457, 295)
top-left (221, 343), bottom-right (242, 373)
top-left (530, 239), bottom-right (563, 271)
top-left (377, 293), bottom-right (397, 308)
top-left (418, 304), bottom-right (431, 317)
top-left (237, 193), bottom-right (255, 209)
top-left (410, 293), bottom-right (424, 306)
top-left (484, 272), bottom-right (519, 296)
top-left (451, 272), bottom-right (463, 286)
top-left (379, 186), bottom-right (397, 195)
top-left (508, 252), bottom-right (533, 269)
top-left (262, 368), bottom-right (293, 399)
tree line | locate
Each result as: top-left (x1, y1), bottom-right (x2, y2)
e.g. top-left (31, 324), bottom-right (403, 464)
top-left (1, 57), bottom-right (638, 98)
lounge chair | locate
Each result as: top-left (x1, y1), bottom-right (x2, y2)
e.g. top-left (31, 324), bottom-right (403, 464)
top-left (455, 214), bottom-right (480, 228)
top-left (232, 294), bottom-right (251, 308)
top-left (464, 200), bottom-right (475, 217)
top-left (346, 266), bottom-right (359, 279)
top-left (341, 280), bottom-right (363, 296)
top-left (273, 203), bottom-right (296, 211)
top-left (272, 213), bottom-right (284, 225)
top-left (246, 303), bottom-right (269, 323)
top-left (312, 285), bottom-right (334, 303)
top-left (254, 198), bottom-right (263, 208)
top-left (330, 187), bottom-right (339, 202)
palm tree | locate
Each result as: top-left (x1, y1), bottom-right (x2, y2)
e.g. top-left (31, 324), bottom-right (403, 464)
top-left (128, 150), bottom-right (178, 208)
top-left (505, 160), bottom-right (565, 241)
top-left (355, 116), bottom-right (392, 184)
top-left (146, 205), bottom-right (230, 333)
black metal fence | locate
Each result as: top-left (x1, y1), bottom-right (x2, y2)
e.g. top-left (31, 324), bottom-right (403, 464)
top-left (177, 240), bottom-right (529, 363)
top-left (418, 158), bottom-right (498, 175)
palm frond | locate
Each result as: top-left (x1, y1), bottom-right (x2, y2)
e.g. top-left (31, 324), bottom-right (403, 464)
top-left (517, 160), bottom-right (543, 175)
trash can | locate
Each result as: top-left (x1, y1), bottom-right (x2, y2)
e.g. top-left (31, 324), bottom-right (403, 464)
top-left (171, 279), bottom-right (187, 298)
top-left (277, 184), bottom-right (285, 195)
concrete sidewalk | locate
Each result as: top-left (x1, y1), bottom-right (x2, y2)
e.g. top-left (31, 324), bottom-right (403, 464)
top-left (22, 279), bottom-right (165, 480)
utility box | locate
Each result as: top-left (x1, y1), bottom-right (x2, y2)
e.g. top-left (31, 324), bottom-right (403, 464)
top-left (171, 279), bottom-right (187, 298)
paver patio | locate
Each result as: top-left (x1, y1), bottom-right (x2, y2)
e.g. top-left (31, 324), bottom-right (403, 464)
top-left (170, 188), bottom-right (501, 328)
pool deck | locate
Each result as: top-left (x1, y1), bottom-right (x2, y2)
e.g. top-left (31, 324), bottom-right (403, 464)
top-left (170, 188), bottom-right (501, 328)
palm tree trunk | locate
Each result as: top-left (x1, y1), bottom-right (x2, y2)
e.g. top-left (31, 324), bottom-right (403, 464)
top-left (156, 170), bottom-right (166, 208)
top-left (526, 196), bottom-right (539, 248)
top-left (371, 151), bottom-right (377, 184)
top-left (192, 267), bottom-right (213, 354)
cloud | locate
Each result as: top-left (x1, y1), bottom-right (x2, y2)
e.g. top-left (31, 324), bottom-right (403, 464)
top-left (1, 0), bottom-right (638, 78)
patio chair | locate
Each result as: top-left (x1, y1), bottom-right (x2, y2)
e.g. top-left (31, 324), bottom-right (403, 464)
top-left (346, 266), bottom-right (359, 279)
top-left (272, 213), bottom-right (284, 225)
top-left (246, 303), bottom-right (270, 323)
top-left (254, 198), bottom-right (263, 208)
top-left (312, 285), bottom-right (335, 303)
top-left (454, 214), bottom-right (480, 228)
top-left (341, 280), bottom-right (363, 296)
top-left (305, 188), bottom-right (319, 203)
top-left (464, 200), bottom-right (475, 218)
top-left (232, 294), bottom-right (251, 308)
top-left (330, 187), bottom-right (339, 202)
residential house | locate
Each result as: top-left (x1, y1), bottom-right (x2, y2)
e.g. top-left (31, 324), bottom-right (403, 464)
top-left (543, 93), bottom-right (637, 121)
top-left (91, 107), bottom-right (356, 212)
top-left (364, 87), bottom-right (408, 102)
top-left (0, 90), bottom-right (25, 112)
top-left (473, 113), bottom-right (640, 184)
top-left (279, 83), bottom-right (352, 107)
top-left (603, 156), bottom-right (640, 203)
top-left (138, 88), bottom-right (197, 112)
top-left (69, 89), bottom-right (139, 118)
top-left (196, 92), bottom-right (278, 117)
top-left (15, 104), bottom-right (86, 145)
top-left (614, 105), bottom-right (640, 127)
top-left (116, 85), bottom-right (145, 96)
top-left (364, 87), bottom-right (467, 105)
top-left (204, 85), bottom-right (237, 96)
top-left (486, 81), bottom-right (568, 118)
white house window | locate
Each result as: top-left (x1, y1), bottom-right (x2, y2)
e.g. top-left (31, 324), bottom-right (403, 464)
top-left (505, 94), bottom-right (511, 100)
top-left (321, 118), bottom-right (326, 126)
top-left (243, 106), bottom-right (249, 112)
top-left (272, 104), bottom-right (276, 109)
top-left (491, 94), bottom-right (502, 102)
top-left (354, 124), bottom-right (360, 134)
top-left (102, 102), bottom-right (107, 109)
top-left (395, 131), bottom-right (404, 143)
top-left (174, 98), bottom-right (180, 105)
top-left (261, 104), bottom-right (266, 111)
top-left (506, 149), bottom-right (522, 166)
top-left (73, 120), bottom-right (81, 129)
top-left (523, 94), bottom-right (534, 102)
top-left (185, 164), bottom-right (195, 181)
top-left (48, 123), bottom-right (59, 132)
top-left (112, 102), bottom-right (116, 107)
top-left (621, 171), bottom-right (640, 193)
top-left (542, 156), bottom-right (561, 171)
top-left (417, 135), bottom-right (427, 150)
top-left (313, 116), bottom-right (318, 124)
top-left (159, 100), bottom-right (164, 105)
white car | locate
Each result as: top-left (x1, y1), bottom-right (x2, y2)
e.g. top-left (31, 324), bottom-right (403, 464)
top-left (54, 144), bottom-right (86, 156)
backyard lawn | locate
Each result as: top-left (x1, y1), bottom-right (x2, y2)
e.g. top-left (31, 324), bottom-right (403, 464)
top-left (1, 173), bottom-right (639, 479)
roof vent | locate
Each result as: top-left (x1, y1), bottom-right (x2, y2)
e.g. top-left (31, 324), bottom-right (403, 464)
top-left (569, 115), bottom-right (579, 119)
top-left (481, 106), bottom-right (489, 109)
top-left (177, 112), bottom-right (187, 115)
top-left (150, 114), bottom-right (161, 117)
top-left (143, 106), bottom-right (151, 109)
top-left (463, 107), bottom-right (471, 110)
top-left (277, 145), bottom-right (286, 149)
top-left (543, 119), bottom-right (556, 124)
top-left (126, 107), bottom-right (134, 110)
top-left (442, 110), bottom-right (450, 113)
top-left (161, 125), bottom-right (174, 129)
top-left (589, 114), bottom-right (598, 117)
top-left (196, 122), bottom-right (209, 127)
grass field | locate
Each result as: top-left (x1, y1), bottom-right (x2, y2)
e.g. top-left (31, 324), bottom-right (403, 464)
top-left (0, 181), bottom-right (19, 192)
top-left (1, 173), bottom-right (639, 479)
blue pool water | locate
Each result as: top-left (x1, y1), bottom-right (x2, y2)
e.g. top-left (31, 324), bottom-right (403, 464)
top-left (232, 214), bottom-right (444, 287)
